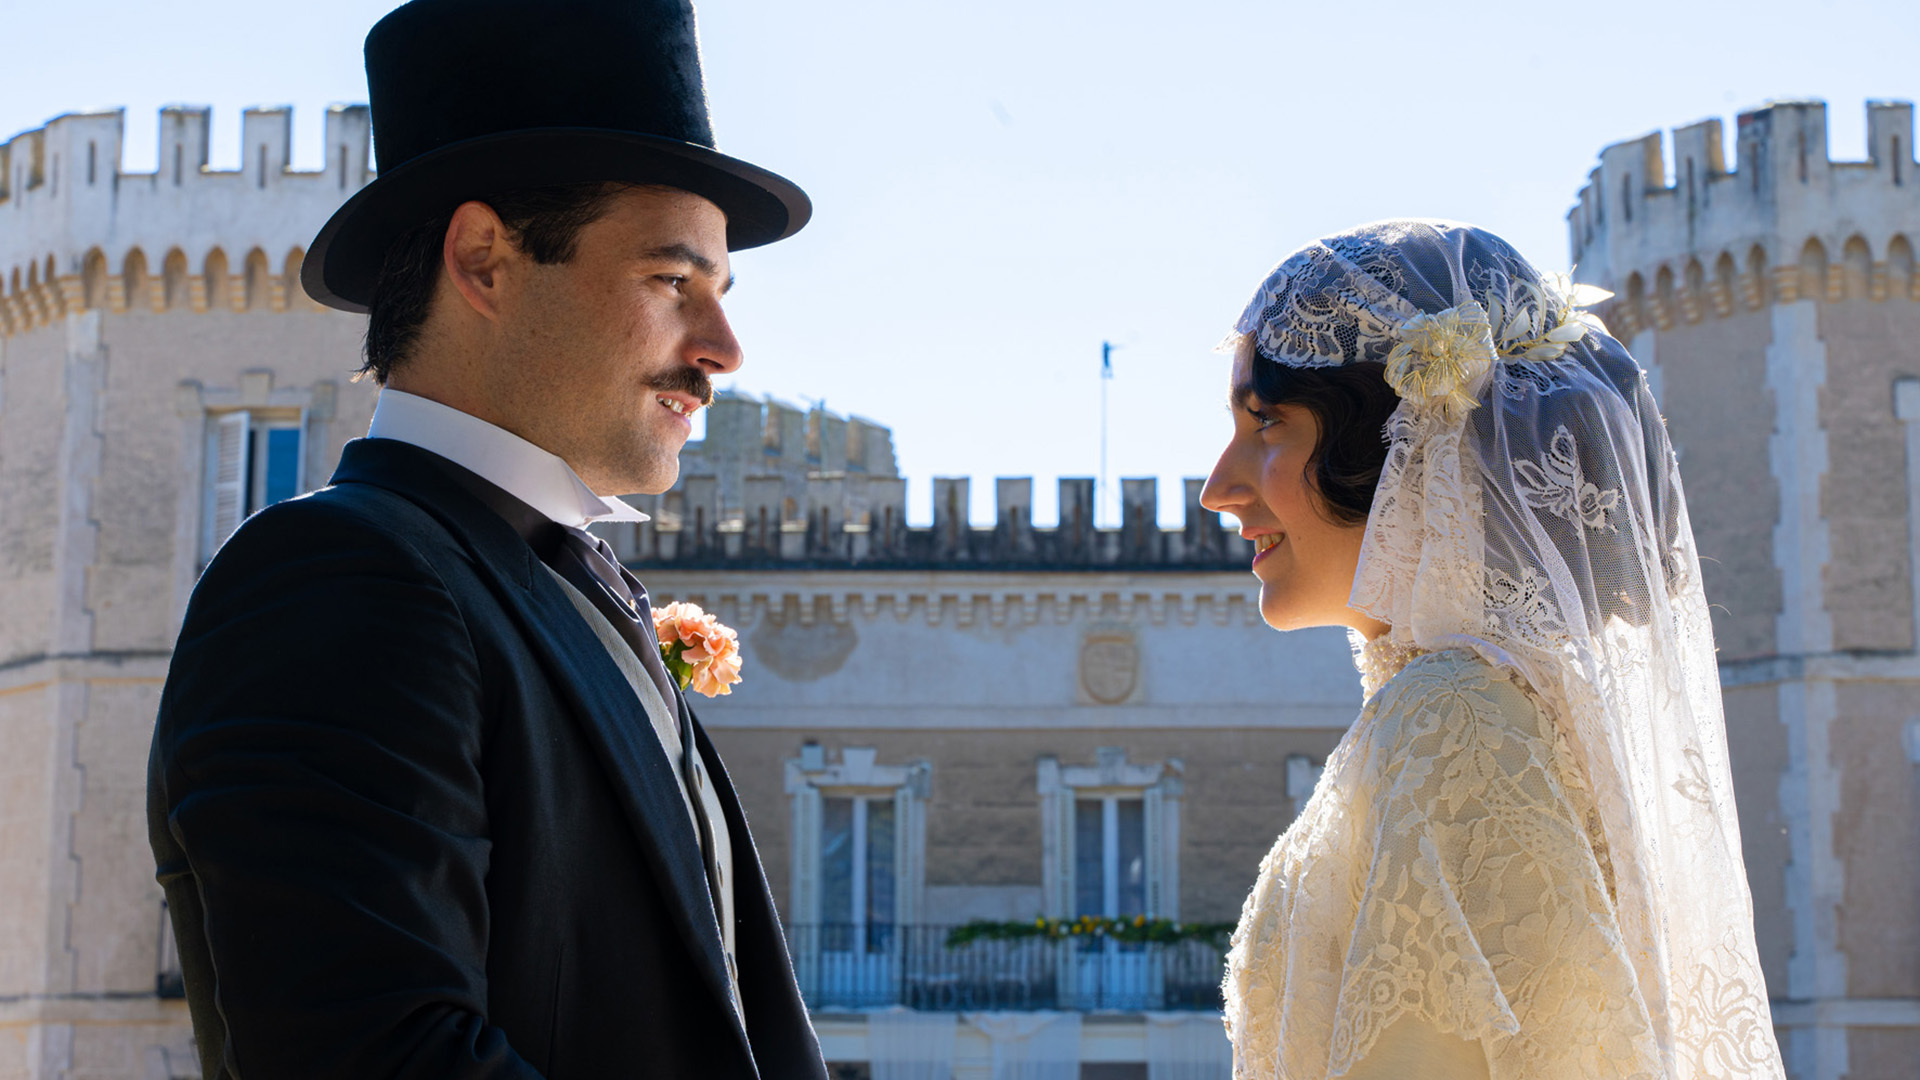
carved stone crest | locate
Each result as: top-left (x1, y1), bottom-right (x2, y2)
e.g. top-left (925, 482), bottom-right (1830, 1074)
top-left (1079, 630), bottom-right (1139, 705)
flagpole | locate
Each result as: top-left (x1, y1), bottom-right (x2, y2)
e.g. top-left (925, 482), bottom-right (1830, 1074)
top-left (1100, 341), bottom-right (1114, 527)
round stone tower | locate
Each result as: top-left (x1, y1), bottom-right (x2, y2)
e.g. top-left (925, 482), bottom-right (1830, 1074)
top-left (0, 105), bottom-right (376, 1079)
top-left (1572, 99), bottom-right (1920, 1080)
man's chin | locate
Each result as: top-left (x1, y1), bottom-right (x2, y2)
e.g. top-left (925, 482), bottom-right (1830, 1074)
top-left (617, 451), bottom-right (681, 497)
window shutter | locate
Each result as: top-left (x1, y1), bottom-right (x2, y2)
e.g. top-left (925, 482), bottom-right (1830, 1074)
top-left (206, 410), bottom-right (251, 560)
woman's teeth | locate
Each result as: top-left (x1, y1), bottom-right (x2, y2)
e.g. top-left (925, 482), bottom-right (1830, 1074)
top-left (1255, 534), bottom-right (1281, 554)
top-left (659, 396), bottom-right (693, 416)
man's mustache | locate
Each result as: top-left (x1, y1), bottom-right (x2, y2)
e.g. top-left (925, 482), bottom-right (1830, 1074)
top-left (646, 366), bottom-right (714, 407)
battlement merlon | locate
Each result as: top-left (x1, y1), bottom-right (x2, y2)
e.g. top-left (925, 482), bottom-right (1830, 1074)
top-left (602, 473), bottom-right (1256, 570)
top-left (1, 104), bottom-right (372, 302)
top-left (1567, 100), bottom-right (1920, 306)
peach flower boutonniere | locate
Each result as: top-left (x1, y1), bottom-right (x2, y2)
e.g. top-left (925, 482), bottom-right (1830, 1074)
top-left (651, 601), bottom-right (743, 698)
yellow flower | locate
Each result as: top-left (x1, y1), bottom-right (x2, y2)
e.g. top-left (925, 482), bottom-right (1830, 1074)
top-left (1384, 301), bottom-right (1497, 421)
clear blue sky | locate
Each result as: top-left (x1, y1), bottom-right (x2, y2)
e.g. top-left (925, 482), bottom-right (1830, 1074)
top-left (9, 0), bottom-right (1917, 525)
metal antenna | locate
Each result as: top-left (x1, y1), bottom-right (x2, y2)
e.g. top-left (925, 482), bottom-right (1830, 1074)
top-left (1100, 341), bottom-right (1116, 527)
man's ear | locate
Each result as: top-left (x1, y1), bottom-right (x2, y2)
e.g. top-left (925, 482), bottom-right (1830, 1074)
top-left (443, 200), bottom-right (518, 322)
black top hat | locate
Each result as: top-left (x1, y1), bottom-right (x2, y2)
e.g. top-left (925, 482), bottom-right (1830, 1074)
top-left (302, 0), bottom-right (810, 313)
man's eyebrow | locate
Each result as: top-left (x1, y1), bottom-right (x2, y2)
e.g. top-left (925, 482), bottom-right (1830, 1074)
top-left (641, 243), bottom-right (735, 294)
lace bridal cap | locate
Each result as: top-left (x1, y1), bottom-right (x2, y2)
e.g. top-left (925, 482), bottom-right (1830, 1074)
top-left (1228, 220), bottom-right (1783, 1077)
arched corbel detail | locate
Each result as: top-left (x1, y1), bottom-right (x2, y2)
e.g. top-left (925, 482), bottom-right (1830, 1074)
top-left (1651, 264), bottom-right (1678, 331)
top-left (122, 248), bottom-right (150, 312)
top-left (28, 255), bottom-right (55, 323)
top-left (1796, 237), bottom-right (1828, 304)
top-left (1710, 251), bottom-right (1738, 318)
top-left (1679, 257), bottom-right (1706, 324)
top-left (243, 247), bottom-right (276, 313)
top-left (81, 247), bottom-right (110, 312)
top-left (161, 248), bottom-right (190, 312)
top-left (1616, 270), bottom-right (1647, 339)
top-left (1889, 234), bottom-right (1916, 302)
top-left (1743, 244), bottom-right (1771, 309)
top-left (1838, 234), bottom-right (1871, 302)
top-left (282, 247), bottom-right (310, 311)
top-left (199, 247), bottom-right (228, 314)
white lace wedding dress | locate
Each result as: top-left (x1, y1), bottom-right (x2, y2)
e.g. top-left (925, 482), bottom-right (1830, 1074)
top-left (1220, 221), bottom-right (1783, 1080)
top-left (1224, 639), bottom-right (1659, 1080)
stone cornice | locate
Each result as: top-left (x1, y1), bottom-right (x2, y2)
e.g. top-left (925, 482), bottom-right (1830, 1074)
top-left (638, 569), bottom-right (1266, 628)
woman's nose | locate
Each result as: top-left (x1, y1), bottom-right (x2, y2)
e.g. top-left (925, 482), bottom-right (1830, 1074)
top-left (1200, 441), bottom-right (1248, 515)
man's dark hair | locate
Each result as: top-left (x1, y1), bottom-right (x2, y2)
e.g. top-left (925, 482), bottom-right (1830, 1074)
top-left (359, 182), bottom-right (632, 384)
top-left (1247, 353), bottom-right (1400, 527)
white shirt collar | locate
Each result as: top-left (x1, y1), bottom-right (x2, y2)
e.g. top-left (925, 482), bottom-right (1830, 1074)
top-left (367, 389), bottom-right (648, 527)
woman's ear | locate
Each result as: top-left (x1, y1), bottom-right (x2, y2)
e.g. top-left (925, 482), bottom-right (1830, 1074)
top-left (442, 200), bottom-right (518, 323)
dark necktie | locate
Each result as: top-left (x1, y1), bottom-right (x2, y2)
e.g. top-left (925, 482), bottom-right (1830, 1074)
top-left (546, 526), bottom-right (728, 932)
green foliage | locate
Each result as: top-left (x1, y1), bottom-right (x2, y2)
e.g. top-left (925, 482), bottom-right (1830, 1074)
top-left (658, 641), bottom-right (695, 692)
top-left (943, 915), bottom-right (1234, 949)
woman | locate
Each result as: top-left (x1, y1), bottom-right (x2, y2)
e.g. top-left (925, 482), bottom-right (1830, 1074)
top-left (1206, 221), bottom-right (1785, 1080)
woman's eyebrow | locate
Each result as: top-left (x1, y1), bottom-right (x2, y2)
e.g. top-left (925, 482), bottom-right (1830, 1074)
top-left (1229, 381), bottom-right (1258, 411)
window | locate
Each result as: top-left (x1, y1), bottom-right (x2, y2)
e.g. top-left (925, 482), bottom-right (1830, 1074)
top-left (1040, 751), bottom-right (1180, 1009)
top-left (786, 747), bottom-right (929, 1009)
top-left (204, 410), bottom-right (304, 562)
top-left (1073, 795), bottom-right (1145, 919)
top-left (821, 793), bottom-right (895, 951)
top-left (1038, 748), bottom-right (1181, 921)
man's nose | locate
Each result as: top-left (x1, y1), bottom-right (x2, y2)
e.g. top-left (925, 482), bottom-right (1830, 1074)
top-left (692, 303), bottom-right (744, 375)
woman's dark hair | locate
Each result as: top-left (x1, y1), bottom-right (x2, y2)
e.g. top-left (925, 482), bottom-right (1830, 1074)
top-left (1248, 351), bottom-right (1400, 527)
top-left (359, 181), bottom-right (633, 384)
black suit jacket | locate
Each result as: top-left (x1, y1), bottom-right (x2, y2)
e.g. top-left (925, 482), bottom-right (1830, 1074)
top-left (148, 437), bottom-right (825, 1080)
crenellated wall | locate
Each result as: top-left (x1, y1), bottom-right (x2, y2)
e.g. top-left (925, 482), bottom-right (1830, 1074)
top-left (612, 471), bottom-right (1252, 571)
top-left (1569, 100), bottom-right (1919, 339)
top-left (617, 389), bottom-right (1254, 570)
top-left (0, 105), bottom-right (373, 335)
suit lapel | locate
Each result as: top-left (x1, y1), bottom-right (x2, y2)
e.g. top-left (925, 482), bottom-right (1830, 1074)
top-left (329, 438), bottom-right (747, 1051)
top-left (688, 707), bottom-right (824, 1067)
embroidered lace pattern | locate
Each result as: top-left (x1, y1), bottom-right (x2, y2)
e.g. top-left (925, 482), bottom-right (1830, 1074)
top-left (1224, 652), bottom-right (1657, 1080)
top-left (1221, 221), bottom-right (1783, 1080)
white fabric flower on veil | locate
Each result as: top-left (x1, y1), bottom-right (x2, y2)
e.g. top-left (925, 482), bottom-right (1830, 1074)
top-left (1381, 272), bottom-right (1614, 422)
top-left (1383, 301), bottom-right (1498, 421)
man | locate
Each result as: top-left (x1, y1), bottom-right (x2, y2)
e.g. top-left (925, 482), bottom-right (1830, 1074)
top-left (146, 1), bottom-right (824, 1076)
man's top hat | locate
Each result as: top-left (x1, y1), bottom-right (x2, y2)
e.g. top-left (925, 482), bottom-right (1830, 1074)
top-left (302, 0), bottom-right (810, 313)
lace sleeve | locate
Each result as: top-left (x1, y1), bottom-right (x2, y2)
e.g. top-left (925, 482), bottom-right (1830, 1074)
top-left (1327, 653), bottom-right (1661, 1080)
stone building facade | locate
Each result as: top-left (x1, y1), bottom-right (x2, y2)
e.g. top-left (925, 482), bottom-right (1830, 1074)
top-left (5, 94), bottom-right (1916, 1080)
top-left (1570, 98), bottom-right (1920, 1080)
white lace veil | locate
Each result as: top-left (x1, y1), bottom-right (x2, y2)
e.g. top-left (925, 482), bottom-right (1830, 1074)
top-left (1231, 220), bottom-right (1783, 1077)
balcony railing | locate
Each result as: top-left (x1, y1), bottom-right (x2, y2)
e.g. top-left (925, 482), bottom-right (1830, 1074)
top-left (787, 923), bottom-right (1225, 1012)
